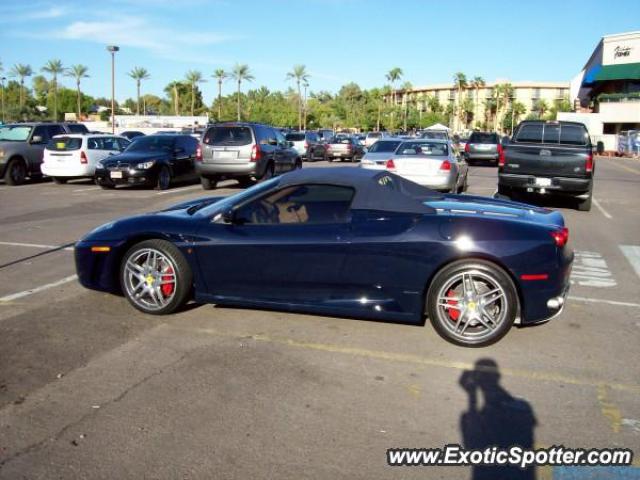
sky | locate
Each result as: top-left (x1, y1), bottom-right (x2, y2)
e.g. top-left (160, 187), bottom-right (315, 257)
top-left (0, 0), bottom-right (639, 104)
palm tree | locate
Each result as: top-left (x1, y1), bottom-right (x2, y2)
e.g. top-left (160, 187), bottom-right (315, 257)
top-left (385, 68), bottom-right (403, 130)
top-left (128, 67), bottom-right (150, 116)
top-left (185, 70), bottom-right (205, 117)
top-left (453, 72), bottom-right (467, 131)
top-left (165, 81), bottom-right (181, 116)
top-left (470, 76), bottom-right (485, 128)
top-left (212, 69), bottom-right (227, 120)
top-left (286, 65), bottom-right (310, 130)
top-left (231, 64), bottom-right (254, 121)
top-left (535, 99), bottom-right (549, 120)
top-left (494, 83), bottom-right (514, 131)
top-left (65, 64), bottom-right (89, 120)
top-left (42, 59), bottom-right (64, 120)
top-left (10, 63), bottom-right (32, 108)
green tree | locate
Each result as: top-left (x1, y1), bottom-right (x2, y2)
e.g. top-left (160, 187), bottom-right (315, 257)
top-left (385, 67), bottom-right (403, 129)
top-left (453, 72), bottom-right (467, 131)
top-left (532, 99), bottom-right (549, 120)
top-left (470, 76), bottom-right (485, 128)
top-left (164, 81), bottom-right (184, 115)
top-left (128, 67), bottom-right (150, 115)
top-left (502, 100), bottom-right (526, 132)
top-left (65, 64), bottom-right (89, 119)
top-left (212, 68), bottom-right (227, 121)
top-left (231, 64), bottom-right (254, 121)
top-left (286, 64), bottom-right (310, 130)
top-left (10, 63), bottom-right (33, 108)
top-left (41, 59), bottom-right (64, 120)
top-left (494, 83), bottom-right (514, 131)
top-left (185, 70), bottom-right (205, 117)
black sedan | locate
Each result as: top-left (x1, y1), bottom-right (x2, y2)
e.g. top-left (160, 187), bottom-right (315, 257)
top-left (95, 134), bottom-right (198, 190)
top-left (76, 168), bottom-right (573, 347)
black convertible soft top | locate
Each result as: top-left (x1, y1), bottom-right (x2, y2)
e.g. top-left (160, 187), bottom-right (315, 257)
top-left (277, 167), bottom-right (440, 214)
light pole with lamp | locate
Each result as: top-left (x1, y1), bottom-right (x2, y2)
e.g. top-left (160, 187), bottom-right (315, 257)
top-left (1, 76), bottom-right (6, 123)
top-left (106, 45), bottom-right (119, 134)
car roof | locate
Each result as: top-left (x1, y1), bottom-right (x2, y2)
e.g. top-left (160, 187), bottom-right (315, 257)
top-left (275, 167), bottom-right (439, 213)
top-left (52, 133), bottom-right (121, 138)
top-left (401, 137), bottom-right (448, 143)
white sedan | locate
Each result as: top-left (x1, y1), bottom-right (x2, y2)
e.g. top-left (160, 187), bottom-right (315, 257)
top-left (361, 139), bottom-right (468, 193)
top-left (41, 134), bottom-right (130, 184)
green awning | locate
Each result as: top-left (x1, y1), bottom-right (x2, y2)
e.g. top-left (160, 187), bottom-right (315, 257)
top-left (593, 63), bottom-right (640, 81)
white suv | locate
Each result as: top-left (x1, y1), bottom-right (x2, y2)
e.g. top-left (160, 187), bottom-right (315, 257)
top-left (364, 131), bottom-right (391, 148)
top-left (41, 134), bottom-right (130, 184)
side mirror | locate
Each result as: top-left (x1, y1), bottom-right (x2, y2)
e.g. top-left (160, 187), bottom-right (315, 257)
top-left (268, 139), bottom-right (278, 146)
top-left (31, 135), bottom-right (43, 144)
top-left (222, 208), bottom-right (236, 224)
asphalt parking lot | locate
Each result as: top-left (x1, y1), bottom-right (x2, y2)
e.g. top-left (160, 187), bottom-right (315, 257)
top-left (0, 158), bottom-right (639, 479)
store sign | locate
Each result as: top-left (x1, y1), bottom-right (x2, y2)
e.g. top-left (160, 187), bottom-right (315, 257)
top-left (603, 36), bottom-right (640, 64)
top-left (614, 46), bottom-right (632, 58)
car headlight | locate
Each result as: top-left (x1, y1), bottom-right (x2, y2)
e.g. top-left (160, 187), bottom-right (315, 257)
top-left (137, 160), bottom-right (155, 169)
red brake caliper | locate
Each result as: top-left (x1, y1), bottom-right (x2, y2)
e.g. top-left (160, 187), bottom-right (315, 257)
top-left (161, 265), bottom-right (175, 296)
top-left (446, 289), bottom-right (460, 321)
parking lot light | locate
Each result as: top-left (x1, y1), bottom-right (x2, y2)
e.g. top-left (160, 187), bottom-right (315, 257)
top-left (106, 45), bottom-right (120, 134)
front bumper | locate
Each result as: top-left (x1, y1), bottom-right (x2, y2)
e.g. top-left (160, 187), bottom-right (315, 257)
top-left (499, 173), bottom-right (592, 195)
top-left (95, 167), bottom-right (154, 186)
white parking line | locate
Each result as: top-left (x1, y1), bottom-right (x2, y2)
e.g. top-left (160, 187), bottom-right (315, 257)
top-left (569, 296), bottom-right (640, 309)
top-left (0, 241), bottom-right (74, 251)
top-left (73, 187), bottom-right (100, 193)
top-left (155, 185), bottom-right (202, 196)
top-left (620, 245), bottom-right (640, 279)
top-left (593, 197), bottom-right (612, 219)
top-left (571, 250), bottom-right (616, 288)
top-left (0, 274), bottom-right (78, 303)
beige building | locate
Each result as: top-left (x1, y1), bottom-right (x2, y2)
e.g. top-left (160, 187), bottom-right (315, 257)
top-left (387, 80), bottom-right (569, 132)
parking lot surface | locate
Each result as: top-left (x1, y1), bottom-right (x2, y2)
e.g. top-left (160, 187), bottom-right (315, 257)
top-left (1, 158), bottom-right (639, 479)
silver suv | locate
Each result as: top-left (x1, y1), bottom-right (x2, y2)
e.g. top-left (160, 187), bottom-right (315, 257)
top-left (196, 123), bottom-right (301, 190)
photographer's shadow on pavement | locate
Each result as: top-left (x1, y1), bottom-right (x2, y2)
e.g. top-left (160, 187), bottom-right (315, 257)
top-left (459, 358), bottom-right (537, 480)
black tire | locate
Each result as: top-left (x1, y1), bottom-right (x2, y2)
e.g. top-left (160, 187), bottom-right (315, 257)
top-left (4, 158), bottom-right (27, 186)
top-left (294, 159), bottom-right (303, 170)
top-left (426, 259), bottom-right (518, 347)
top-left (577, 191), bottom-right (592, 212)
top-left (96, 178), bottom-right (116, 189)
top-left (53, 177), bottom-right (68, 185)
top-left (156, 166), bottom-right (171, 190)
top-left (496, 185), bottom-right (512, 199)
top-left (260, 162), bottom-right (274, 182)
top-left (120, 239), bottom-right (192, 315)
top-left (237, 176), bottom-right (254, 188)
top-left (201, 175), bottom-right (218, 190)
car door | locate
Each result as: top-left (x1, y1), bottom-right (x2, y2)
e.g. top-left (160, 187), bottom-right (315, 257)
top-left (194, 183), bottom-right (354, 305)
top-left (274, 129), bottom-right (295, 173)
top-left (24, 126), bottom-right (53, 171)
top-left (177, 136), bottom-right (197, 179)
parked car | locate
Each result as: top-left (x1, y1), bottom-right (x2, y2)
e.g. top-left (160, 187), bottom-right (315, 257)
top-left (94, 134), bottom-right (198, 190)
top-left (324, 136), bottom-right (365, 162)
top-left (75, 167), bottom-right (573, 347)
top-left (361, 139), bottom-right (468, 193)
top-left (120, 131), bottom-right (145, 140)
top-left (316, 129), bottom-right (334, 143)
top-left (420, 130), bottom-right (449, 141)
top-left (196, 122), bottom-right (301, 190)
top-left (360, 139), bottom-right (403, 163)
top-left (464, 131), bottom-right (500, 165)
top-left (0, 122), bottom-right (90, 185)
top-left (498, 121), bottom-right (594, 211)
top-left (364, 131), bottom-right (391, 148)
top-left (285, 131), bottom-right (321, 161)
top-left (63, 123), bottom-right (90, 134)
top-left (41, 134), bottom-right (130, 184)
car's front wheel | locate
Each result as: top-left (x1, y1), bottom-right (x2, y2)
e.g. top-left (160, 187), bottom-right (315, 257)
top-left (201, 175), bottom-right (218, 190)
top-left (120, 239), bottom-right (192, 315)
top-left (4, 159), bottom-right (27, 186)
top-left (156, 166), bottom-right (171, 190)
top-left (426, 259), bottom-right (517, 347)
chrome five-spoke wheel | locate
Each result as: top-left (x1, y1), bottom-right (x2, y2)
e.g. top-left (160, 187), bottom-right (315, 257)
top-left (427, 260), bottom-right (517, 347)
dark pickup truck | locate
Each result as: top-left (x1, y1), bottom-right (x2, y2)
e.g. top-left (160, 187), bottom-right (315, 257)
top-left (498, 120), bottom-right (594, 211)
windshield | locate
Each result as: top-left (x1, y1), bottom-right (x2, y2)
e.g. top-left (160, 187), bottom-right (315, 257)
top-left (203, 126), bottom-right (252, 146)
top-left (421, 131), bottom-right (448, 140)
top-left (0, 125), bottom-right (32, 142)
top-left (124, 136), bottom-right (174, 153)
top-left (368, 140), bottom-right (401, 153)
top-left (396, 141), bottom-right (449, 156)
top-left (46, 137), bottom-right (82, 151)
top-left (469, 132), bottom-right (498, 144)
top-left (285, 133), bottom-right (305, 142)
top-left (196, 177), bottom-right (280, 216)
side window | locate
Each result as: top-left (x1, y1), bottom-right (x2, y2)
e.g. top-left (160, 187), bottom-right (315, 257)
top-left (234, 184), bottom-right (355, 225)
top-left (560, 125), bottom-right (588, 146)
top-left (32, 126), bottom-right (48, 143)
top-left (516, 124), bottom-right (543, 143)
top-left (88, 137), bottom-right (103, 150)
top-left (101, 137), bottom-right (121, 151)
top-left (116, 138), bottom-right (131, 151)
top-left (542, 124), bottom-right (560, 144)
top-left (47, 125), bottom-right (66, 138)
top-left (274, 130), bottom-right (287, 147)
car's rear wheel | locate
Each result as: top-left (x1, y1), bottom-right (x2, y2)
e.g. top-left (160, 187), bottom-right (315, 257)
top-left (53, 177), bottom-right (67, 185)
top-left (426, 259), bottom-right (517, 347)
top-left (201, 175), bottom-right (218, 190)
top-left (237, 176), bottom-right (254, 188)
top-left (260, 163), bottom-right (274, 182)
top-left (576, 190), bottom-right (592, 212)
top-left (156, 166), bottom-right (171, 190)
top-left (120, 240), bottom-right (192, 315)
top-left (4, 158), bottom-right (27, 186)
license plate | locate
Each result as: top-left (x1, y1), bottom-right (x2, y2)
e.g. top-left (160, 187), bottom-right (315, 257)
top-left (535, 177), bottom-right (551, 187)
top-left (334, 152), bottom-right (343, 156)
top-left (476, 144), bottom-right (491, 150)
top-left (214, 151), bottom-right (237, 159)
top-left (110, 171), bottom-right (123, 179)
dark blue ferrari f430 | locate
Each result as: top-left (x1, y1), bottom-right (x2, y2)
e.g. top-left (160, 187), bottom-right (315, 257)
top-left (75, 167), bottom-right (573, 346)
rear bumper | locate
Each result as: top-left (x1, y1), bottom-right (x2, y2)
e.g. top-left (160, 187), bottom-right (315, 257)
top-left (403, 173), bottom-right (456, 192)
top-left (465, 152), bottom-right (498, 161)
top-left (196, 162), bottom-right (258, 177)
top-left (498, 173), bottom-right (592, 195)
top-left (41, 163), bottom-right (94, 178)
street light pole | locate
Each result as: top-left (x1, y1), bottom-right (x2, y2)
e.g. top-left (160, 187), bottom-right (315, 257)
top-left (106, 45), bottom-right (119, 134)
top-left (1, 76), bottom-right (6, 123)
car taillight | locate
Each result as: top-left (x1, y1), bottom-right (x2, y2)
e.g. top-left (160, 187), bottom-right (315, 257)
top-left (304, 142), bottom-right (309, 149)
top-left (250, 144), bottom-right (261, 162)
top-left (347, 144), bottom-right (353, 151)
top-left (498, 143), bottom-right (505, 167)
top-left (385, 159), bottom-right (396, 171)
top-left (80, 151), bottom-right (88, 164)
top-left (585, 153), bottom-right (593, 173)
top-left (440, 160), bottom-right (451, 171)
top-left (195, 145), bottom-right (202, 162)
top-left (550, 227), bottom-right (569, 247)
top-left (325, 144), bottom-right (332, 150)
top-left (464, 143), bottom-right (470, 153)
